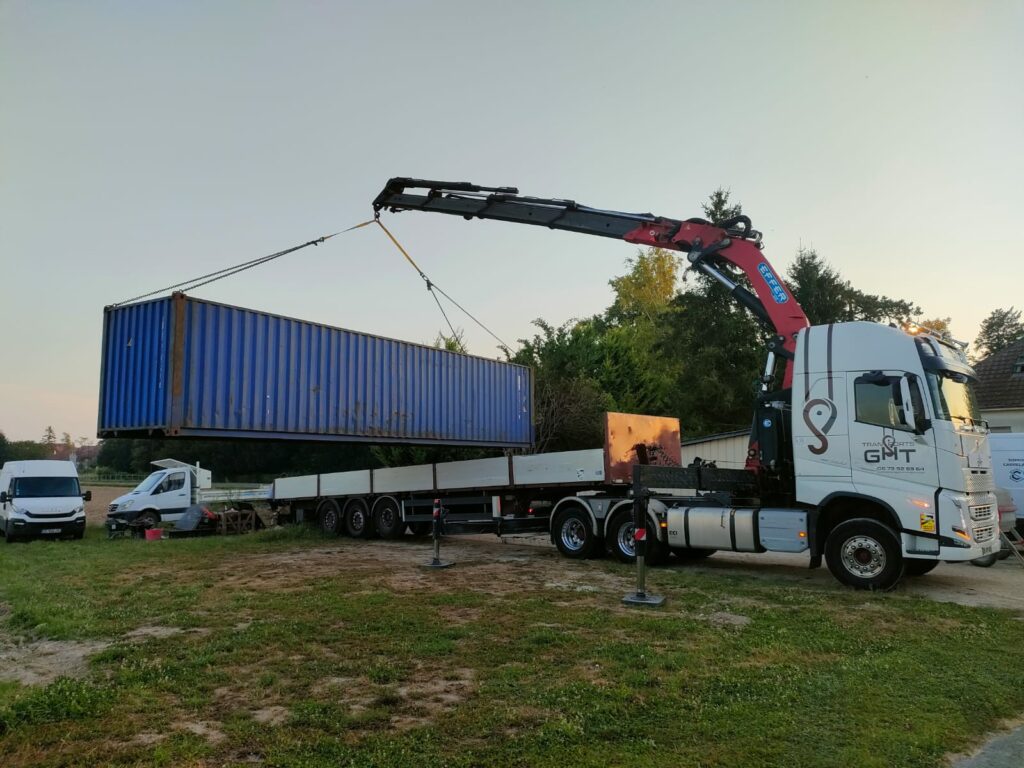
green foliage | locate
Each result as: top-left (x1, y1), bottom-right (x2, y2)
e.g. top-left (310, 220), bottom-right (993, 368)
top-left (974, 306), bottom-right (1024, 359)
top-left (0, 438), bottom-right (47, 463)
top-left (518, 190), bottom-right (944, 444)
top-left (786, 248), bottom-right (919, 325)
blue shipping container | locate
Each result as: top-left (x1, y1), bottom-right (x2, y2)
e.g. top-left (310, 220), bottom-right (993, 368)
top-left (98, 294), bottom-right (534, 447)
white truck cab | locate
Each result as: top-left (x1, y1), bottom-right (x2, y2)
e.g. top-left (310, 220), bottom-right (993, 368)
top-left (107, 459), bottom-right (212, 526)
top-left (0, 460), bottom-right (90, 542)
top-left (791, 322), bottom-right (998, 577)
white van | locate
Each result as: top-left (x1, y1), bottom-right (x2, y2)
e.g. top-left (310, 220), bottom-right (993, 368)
top-left (0, 460), bottom-right (90, 542)
top-left (106, 459), bottom-right (213, 526)
top-left (990, 433), bottom-right (1024, 522)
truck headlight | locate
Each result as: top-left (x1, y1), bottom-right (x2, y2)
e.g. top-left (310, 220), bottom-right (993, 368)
top-left (120, 500), bottom-right (134, 510)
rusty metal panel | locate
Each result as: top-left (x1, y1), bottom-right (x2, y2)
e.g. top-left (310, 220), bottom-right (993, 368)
top-left (98, 294), bottom-right (534, 447)
top-left (603, 412), bottom-right (682, 484)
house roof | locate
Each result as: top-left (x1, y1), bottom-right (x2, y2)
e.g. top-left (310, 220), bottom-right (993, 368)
top-left (974, 338), bottom-right (1024, 410)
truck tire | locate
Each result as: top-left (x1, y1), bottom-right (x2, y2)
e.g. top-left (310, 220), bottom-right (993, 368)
top-left (316, 499), bottom-right (342, 536)
top-left (373, 498), bottom-right (404, 539)
top-left (553, 507), bottom-right (600, 559)
top-left (825, 518), bottom-right (904, 591)
top-left (344, 499), bottom-right (373, 539)
top-left (903, 558), bottom-right (940, 576)
top-left (604, 508), bottom-right (668, 566)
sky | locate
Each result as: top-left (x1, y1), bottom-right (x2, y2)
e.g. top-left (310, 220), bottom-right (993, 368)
top-left (1, 1), bottom-right (1022, 442)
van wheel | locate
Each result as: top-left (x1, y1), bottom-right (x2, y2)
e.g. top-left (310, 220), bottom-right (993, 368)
top-left (137, 511), bottom-right (160, 528)
top-left (904, 558), bottom-right (939, 576)
top-left (316, 500), bottom-right (342, 535)
top-left (553, 507), bottom-right (600, 559)
top-left (344, 499), bottom-right (373, 539)
top-left (604, 508), bottom-right (668, 565)
top-left (825, 518), bottom-right (904, 591)
top-left (374, 499), bottom-right (405, 539)
top-left (4, 522), bottom-right (17, 544)
top-left (970, 554), bottom-right (998, 568)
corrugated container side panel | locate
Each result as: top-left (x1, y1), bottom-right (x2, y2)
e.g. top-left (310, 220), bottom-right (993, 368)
top-left (100, 298), bottom-right (171, 431)
top-left (102, 296), bottom-right (533, 445)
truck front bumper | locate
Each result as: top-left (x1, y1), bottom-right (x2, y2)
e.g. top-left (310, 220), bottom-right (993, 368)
top-left (6, 518), bottom-right (86, 539)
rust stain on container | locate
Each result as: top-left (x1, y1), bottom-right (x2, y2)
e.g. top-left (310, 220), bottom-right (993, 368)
top-left (603, 412), bottom-right (682, 484)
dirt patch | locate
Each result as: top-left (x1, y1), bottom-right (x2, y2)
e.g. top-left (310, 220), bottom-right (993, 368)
top-left (252, 705), bottom-right (288, 726)
top-left (82, 485), bottom-right (133, 526)
top-left (172, 719), bottom-right (226, 744)
top-left (391, 666), bottom-right (475, 731)
top-left (708, 611), bottom-right (751, 628)
top-left (0, 639), bottom-right (110, 686)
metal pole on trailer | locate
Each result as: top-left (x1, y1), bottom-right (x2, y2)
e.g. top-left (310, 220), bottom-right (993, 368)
top-left (622, 469), bottom-right (664, 607)
top-left (422, 498), bottom-right (454, 569)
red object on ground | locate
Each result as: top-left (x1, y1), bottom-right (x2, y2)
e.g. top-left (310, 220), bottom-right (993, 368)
top-left (144, 528), bottom-right (162, 541)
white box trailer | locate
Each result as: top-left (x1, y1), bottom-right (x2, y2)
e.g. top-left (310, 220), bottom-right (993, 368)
top-left (990, 433), bottom-right (1024, 520)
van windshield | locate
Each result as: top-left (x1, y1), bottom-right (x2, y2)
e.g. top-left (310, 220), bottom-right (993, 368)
top-left (12, 477), bottom-right (81, 498)
top-left (133, 472), bottom-right (164, 494)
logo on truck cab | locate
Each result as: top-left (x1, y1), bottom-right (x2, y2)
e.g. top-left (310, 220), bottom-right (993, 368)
top-left (757, 263), bottom-right (789, 304)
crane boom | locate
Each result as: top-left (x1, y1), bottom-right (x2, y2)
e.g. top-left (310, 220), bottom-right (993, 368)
top-left (373, 178), bottom-right (810, 387)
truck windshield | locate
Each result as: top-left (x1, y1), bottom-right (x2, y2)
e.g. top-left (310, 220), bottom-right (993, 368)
top-left (12, 477), bottom-right (81, 498)
top-left (925, 371), bottom-right (982, 425)
top-left (134, 472), bottom-right (164, 494)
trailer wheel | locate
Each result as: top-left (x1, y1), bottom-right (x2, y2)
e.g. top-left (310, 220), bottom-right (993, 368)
top-left (553, 507), bottom-right (600, 559)
top-left (825, 518), bottom-right (904, 591)
top-left (903, 558), bottom-right (940, 576)
top-left (316, 499), bottom-right (342, 536)
top-left (604, 509), bottom-right (668, 565)
top-left (344, 499), bottom-right (373, 539)
top-left (373, 498), bottom-right (404, 539)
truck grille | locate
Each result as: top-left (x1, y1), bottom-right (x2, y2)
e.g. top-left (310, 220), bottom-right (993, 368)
top-left (963, 470), bottom-right (994, 493)
top-left (969, 504), bottom-right (994, 522)
top-left (973, 524), bottom-right (996, 543)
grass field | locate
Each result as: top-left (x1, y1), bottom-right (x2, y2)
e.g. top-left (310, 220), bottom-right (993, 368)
top-left (1, 526), bottom-right (1023, 767)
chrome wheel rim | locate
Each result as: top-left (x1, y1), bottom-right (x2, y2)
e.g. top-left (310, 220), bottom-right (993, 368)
top-left (560, 518), bottom-right (587, 551)
top-left (617, 521), bottom-right (636, 557)
top-left (841, 535), bottom-right (886, 578)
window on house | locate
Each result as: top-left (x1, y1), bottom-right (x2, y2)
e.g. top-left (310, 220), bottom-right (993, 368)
top-left (1013, 355), bottom-right (1024, 375)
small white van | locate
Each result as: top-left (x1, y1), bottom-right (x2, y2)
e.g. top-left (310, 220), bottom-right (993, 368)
top-left (107, 459), bottom-right (212, 526)
top-left (0, 460), bottom-right (90, 542)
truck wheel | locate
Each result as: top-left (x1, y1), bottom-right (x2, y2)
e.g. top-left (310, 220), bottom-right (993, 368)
top-left (671, 547), bottom-right (716, 561)
top-left (903, 558), bottom-right (939, 576)
top-left (316, 499), bottom-right (342, 536)
top-left (137, 511), bottom-right (160, 528)
top-left (374, 498), bottom-right (404, 539)
top-left (344, 499), bottom-right (373, 539)
top-left (553, 507), bottom-right (600, 559)
top-left (825, 518), bottom-right (904, 591)
top-left (604, 509), bottom-right (668, 565)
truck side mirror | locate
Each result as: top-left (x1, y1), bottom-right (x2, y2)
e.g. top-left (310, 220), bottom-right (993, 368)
top-left (82, 490), bottom-right (92, 502)
top-left (897, 377), bottom-right (917, 432)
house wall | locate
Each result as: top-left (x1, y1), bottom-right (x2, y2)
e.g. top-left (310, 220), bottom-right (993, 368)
top-left (981, 408), bottom-right (1024, 433)
top-left (680, 431), bottom-right (751, 469)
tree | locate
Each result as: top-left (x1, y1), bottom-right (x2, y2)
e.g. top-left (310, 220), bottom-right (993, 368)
top-left (607, 248), bottom-right (680, 322)
top-left (42, 426), bottom-right (56, 446)
top-left (786, 248), bottom-right (919, 326)
top-left (434, 328), bottom-right (466, 353)
top-left (61, 432), bottom-right (74, 449)
top-left (974, 307), bottom-right (1024, 359)
top-left (914, 317), bottom-right (952, 336)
